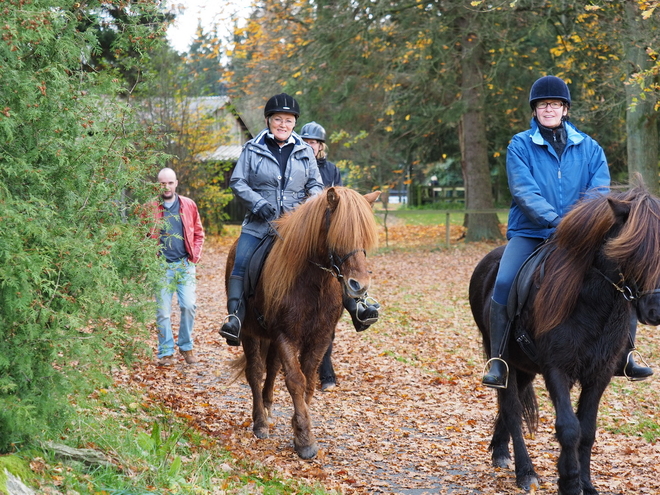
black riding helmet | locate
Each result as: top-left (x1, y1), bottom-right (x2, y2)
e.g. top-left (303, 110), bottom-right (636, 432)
top-left (529, 75), bottom-right (571, 109)
top-left (264, 93), bottom-right (300, 118)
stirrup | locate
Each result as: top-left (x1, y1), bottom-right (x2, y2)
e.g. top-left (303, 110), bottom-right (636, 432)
top-left (356, 296), bottom-right (380, 325)
top-left (623, 349), bottom-right (652, 382)
top-left (482, 357), bottom-right (509, 389)
top-left (219, 314), bottom-right (241, 341)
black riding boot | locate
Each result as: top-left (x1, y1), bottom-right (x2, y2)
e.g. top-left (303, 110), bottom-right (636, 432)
top-left (343, 294), bottom-right (380, 332)
top-left (614, 315), bottom-right (653, 381)
top-left (482, 299), bottom-right (510, 389)
top-left (318, 336), bottom-right (337, 391)
top-left (219, 276), bottom-right (245, 346)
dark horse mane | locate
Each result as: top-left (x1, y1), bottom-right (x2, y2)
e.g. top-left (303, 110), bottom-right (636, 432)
top-left (261, 187), bottom-right (379, 323)
top-left (533, 183), bottom-right (660, 334)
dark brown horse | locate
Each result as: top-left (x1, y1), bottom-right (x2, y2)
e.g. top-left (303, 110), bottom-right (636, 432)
top-left (469, 184), bottom-right (660, 494)
top-left (226, 186), bottom-right (379, 459)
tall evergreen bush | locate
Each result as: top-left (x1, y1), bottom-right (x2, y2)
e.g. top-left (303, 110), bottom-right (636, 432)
top-left (0, 0), bottom-right (167, 451)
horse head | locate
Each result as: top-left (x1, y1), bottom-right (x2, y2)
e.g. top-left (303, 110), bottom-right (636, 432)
top-left (603, 185), bottom-right (660, 326)
top-left (325, 187), bottom-right (380, 300)
top-left (261, 186), bottom-right (379, 323)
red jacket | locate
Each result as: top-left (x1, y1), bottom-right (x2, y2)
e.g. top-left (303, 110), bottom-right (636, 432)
top-left (147, 195), bottom-right (205, 263)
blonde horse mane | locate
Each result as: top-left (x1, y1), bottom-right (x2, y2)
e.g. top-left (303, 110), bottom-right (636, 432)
top-left (261, 187), bottom-right (379, 322)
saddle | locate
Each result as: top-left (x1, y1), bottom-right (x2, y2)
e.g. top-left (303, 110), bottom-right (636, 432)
top-left (506, 242), bottom-right (555, 363)
top-left (244, 233), bottom-right (276, 299)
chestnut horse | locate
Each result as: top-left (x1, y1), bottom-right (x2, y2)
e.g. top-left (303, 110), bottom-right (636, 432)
top-left (469, 184), bottom-right (660, 494)
top-left (226, 186), bottom-right (379, 459)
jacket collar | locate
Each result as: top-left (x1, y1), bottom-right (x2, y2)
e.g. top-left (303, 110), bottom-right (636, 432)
top-left (530, 118), bottom-right (584, 147)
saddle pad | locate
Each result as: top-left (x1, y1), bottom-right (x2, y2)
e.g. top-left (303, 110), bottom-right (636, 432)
top-left (506, 242), bottom-right (554, 321)
top-left (244, 234), bottom-right (276, 298)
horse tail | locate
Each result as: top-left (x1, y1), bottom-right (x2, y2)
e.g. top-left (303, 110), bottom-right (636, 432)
top-left (228, 354), bottom-right (247, 384)
top-left (520, 381), bottom-right (539, 433)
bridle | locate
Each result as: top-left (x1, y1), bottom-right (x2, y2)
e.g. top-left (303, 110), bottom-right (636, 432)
top-left (310, 249), bottom-right (366, 280)
top-left (594, 267), bottom-right (660, 303)
top-left (308, 206), bottom-right (367, 280)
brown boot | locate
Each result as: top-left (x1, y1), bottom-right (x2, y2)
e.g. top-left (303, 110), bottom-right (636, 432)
top-left (179, 349), bottom-right (198, 364)
top-left (157, 354), bottom-right (177, 366)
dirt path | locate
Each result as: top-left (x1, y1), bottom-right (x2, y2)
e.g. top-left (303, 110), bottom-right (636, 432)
top-left (125, 229), bottom-right (660, 494)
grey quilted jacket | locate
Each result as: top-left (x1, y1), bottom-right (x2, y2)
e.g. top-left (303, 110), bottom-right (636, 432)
top-left (230, 128), bottom-right (324, 238)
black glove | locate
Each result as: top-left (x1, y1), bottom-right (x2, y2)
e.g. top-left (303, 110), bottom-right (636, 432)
top-left (256, 203), bottom-right (277, 221)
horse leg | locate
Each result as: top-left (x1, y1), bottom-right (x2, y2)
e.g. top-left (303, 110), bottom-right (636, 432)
top-left (544, 369), bottom-right (583, 495)
top-left (277, 338), bottom-right (318, 459)
top-left (301, 335), bottom-right (333, 405)
top-left (262, 343), bottom-right (280, 424)
top-left (498, 371), bottom-right (540, 491)
top-left (575, 382), bottom-right (609, 495)
top-left (490, 411), bottom-right (512, 469)
top-left (243, 336), bottom-right (270, 439)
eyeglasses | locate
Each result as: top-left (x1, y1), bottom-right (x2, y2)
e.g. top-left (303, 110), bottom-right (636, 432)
top-left (536, 101), bottom-right (564, 109)
top-left (271, 116), bottom-right (296, 126)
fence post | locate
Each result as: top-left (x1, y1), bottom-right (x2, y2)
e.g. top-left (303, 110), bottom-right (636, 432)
top-left (445, 212), bottom-right (451, 248)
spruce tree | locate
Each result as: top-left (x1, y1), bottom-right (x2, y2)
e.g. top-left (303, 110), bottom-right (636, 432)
top-left (0, 0), bottom-right (167, 451)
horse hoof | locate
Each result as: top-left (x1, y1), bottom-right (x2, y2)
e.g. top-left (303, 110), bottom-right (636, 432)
top-left (295, 442), bottom-right (318, 459)
top-left (321, 381), bottom-right (336, 391)
top-left (253, 426), bottom-right (269, 439)
top-left (517, 474), bottom-right (539, 492)
top-left (492, 455), bottom-right (512, 469)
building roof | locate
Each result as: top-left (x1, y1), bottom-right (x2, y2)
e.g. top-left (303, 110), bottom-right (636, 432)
top-left (198, 144), bottom-right (244, 162)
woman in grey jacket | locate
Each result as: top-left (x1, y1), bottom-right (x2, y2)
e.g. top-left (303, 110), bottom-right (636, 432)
top-left (482, 76), bottom-right (652, 388)
top-left (219, 93), bottom-right (324, 346)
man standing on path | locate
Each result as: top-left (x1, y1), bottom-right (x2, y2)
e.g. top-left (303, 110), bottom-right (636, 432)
top-left (149, 168), bottom-right (205, 365)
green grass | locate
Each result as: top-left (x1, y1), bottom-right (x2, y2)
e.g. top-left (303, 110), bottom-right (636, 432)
top-left (375, 206), bottom-right (509, 226)
top-left (8, 385), bottom-right (333, 495)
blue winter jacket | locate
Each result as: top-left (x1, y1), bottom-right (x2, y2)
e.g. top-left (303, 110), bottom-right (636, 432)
top-left (505, 118), bottom-right (610, 240)
top-left (230, 128), bottom-right (324, 239)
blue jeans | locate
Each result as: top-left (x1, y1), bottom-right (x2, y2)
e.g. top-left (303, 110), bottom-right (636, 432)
top-left (231, 232), bottom-right (261, 278)
top-left (492, 236), bottom-right (545, 306)
top-left (156, 259), bottom-right (197, 358)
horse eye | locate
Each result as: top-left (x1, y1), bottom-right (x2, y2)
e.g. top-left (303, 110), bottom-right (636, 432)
top-left (368, 271), bottom-right (372, 274)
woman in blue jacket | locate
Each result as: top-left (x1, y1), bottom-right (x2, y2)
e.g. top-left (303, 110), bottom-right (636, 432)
top-left (482, 75), bottom-right (653, 388)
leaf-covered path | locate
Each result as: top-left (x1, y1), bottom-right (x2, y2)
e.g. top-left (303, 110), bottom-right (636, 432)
top-left (123, 226), bottom-right (660, 494)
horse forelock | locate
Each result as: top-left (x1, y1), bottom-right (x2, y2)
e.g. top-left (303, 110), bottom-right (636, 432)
top-left (327, 188), bottom-right (379, 255)
top-left (261, 187), bottom-right (379, 321)
top-left (604, 189), bottom-right (660, 292)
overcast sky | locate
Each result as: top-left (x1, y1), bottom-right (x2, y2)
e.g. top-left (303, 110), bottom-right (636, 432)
top-left (166, 0), bottom-right (252, 53)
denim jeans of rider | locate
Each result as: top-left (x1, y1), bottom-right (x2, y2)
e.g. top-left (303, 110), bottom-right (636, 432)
top-left (492, 236), bottom-right (545, 306)
top-left (156, 259), bottom-right (197, 358)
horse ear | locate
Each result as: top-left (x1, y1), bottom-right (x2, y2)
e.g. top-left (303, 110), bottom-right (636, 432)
top-left (364, 190), bottom-right (381, 206)
top-left (327, 187), bottom-right (339, 211)
top-left (607, 197), bottom-right (630, 224)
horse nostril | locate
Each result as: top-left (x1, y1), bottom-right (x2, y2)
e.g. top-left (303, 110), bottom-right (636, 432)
top-left (348, 279), bottom-right (362, 292)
